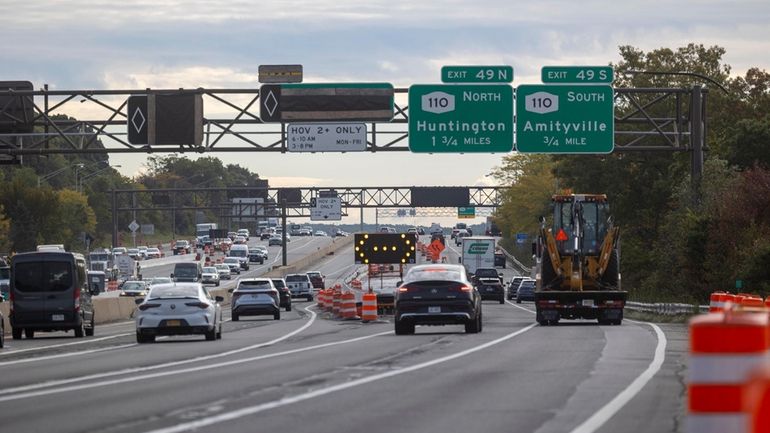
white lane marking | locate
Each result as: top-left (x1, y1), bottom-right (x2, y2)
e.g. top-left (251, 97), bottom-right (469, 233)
top-left (568, 320), bottom-right (667, 433)
top-left (506, 300), bottom-right (537, 314)
top-left (0, 306), bottom-right (317, 397)
top-left (0, 334), bottom-right (133, 356)
top-left (0, 344), bottom-right (137, 367)
top-left (507, 300), bottom-right (670, 432)
top-left (0, 328), bottom-right (393, 402)
top-left (141, 323), bottom-right (539, 433)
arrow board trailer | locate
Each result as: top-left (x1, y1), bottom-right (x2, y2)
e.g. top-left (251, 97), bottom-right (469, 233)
top-left (287, 123), bottom-right (367, 152)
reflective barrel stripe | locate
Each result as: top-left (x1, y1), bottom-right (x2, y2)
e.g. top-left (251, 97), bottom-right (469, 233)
top-left (686, 414), bottom-right (747, 433)
top-left (689, 353), bottom-right (770, 384)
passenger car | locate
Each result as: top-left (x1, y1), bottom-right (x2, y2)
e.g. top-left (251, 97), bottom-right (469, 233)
top-left (475, 276), bottom-right (505, 304)
top-left (394, 264), bottom-right (481, 335)
top-left (471, 267), bottom-right (504, 285)
top-left (10, 251), bottom-right (97, 339)
top-left (237, 229), bottom-right (250, 241)
top-left (314, 230), bottom-right (327, 237)
top-left (494, 251), bottom-right (506, 268)
top-left (507, 276), bottom-right (527, 300)
top-left (306, 271), bottom-right (325, 290)
top-left (215, 263), bottom-right (232, 280)
top-left (285, 273), bottom-right (313, 301)
top-left (120, 280), bottom-right (149, 297)
top-left (201, 266), bottom-right (220, 286)
top-left (0, 265), bottom-right (10, 301)
top-left (268, 235), bottom-right (283, 246)
top-left (223, 257), bottom-right (241, 275)
top-left (228, 244), bottom-right (250, 270)
top-left (233, 235), bottom-right (247, 245)
top-left (145, 247), bottom-right (162, 259)
top-left (148, 276), bottom-right (172, 287)
top-left (516, 279), bottom-right (536, 303)
top-left (174, 240), bottom-right (192, 255)
top-left (249, 246), bottom-right (268, 262)
top-left (270, 278), bottom-right (292, 311)
top-left (172, 262), bottom-right (202, 282)
top-left (135, 283), bottom-right (223, 342)
top-left (230, 279), bottom-right (281, 321)
top-left (127, 248), bottom-right (141, 260)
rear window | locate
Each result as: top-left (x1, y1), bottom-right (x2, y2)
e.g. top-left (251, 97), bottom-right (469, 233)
top-left (238, 280), bottom-right (273, 291)
top-left (404, 269), bottom-right (462, 283)
top-left (149, 285), bottom-right (199, 299)
top-left (271, 279), bottom-right (286, 289)
top-left (474, 269), bottom-right (498, 277)
top-left (174, 264), bottom-right (199, 277)
top-left (14, 261), bottom-right (73, 292)
top-left (229, 249), bottom-right (247, 257)
top-left (286, 275), bottom-right (309, 282)
top-left (0, 267), bottom-right (9, 280)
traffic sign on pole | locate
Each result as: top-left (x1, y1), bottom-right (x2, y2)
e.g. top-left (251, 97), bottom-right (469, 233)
top-left (408, 84), bottom-right (513, 153)
top-left (310, 196), bottom-right (342, 221)
top-left (515, 84), bottom-right (614, 154)
top-left (441, 66), bottom-right (514, 83)
top-left (541, 66), bottom-right (613, 84)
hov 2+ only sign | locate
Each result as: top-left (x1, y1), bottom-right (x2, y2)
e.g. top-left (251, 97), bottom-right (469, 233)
top-left (515, 84), bottom-right (614, 153)
top-left (408, 84), bottom-right (513, 153)
top-left (287, 123), bottom-right (367, 152)
top-left (310, 197), bottom-right (342, 221)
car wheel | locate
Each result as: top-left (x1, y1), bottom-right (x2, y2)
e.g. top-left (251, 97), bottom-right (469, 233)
top-left (24, 328), bottom-right (35, 339)
top-left (12, 327), bottom-right (22, 340)
top-left (274, 311), bottom-right (281, 320)
top-left (85, 317), bottom-right (95, 336)
top-left (74, 323), bottom-right (84, 338)
top-left (306, 295), bottom-right (313, 302)
top-left (394, 319), bottom-right (414, 335)
top-left (285, 304), bottom-right (292, 312)
top-left (516, 297), bottom-right (522, 304)
top-left (205, 327), bottom-right (216, 341)
top-left (216, 282), bottom-right (220, 287)
top-left (0, 326), bottom-right (4, 348)
top-left (465, 314), bottom-right (481, 334)
top-left (499, 296), bottom-right (504, 305)
top-left (136, 331), bottom-right (154, 343)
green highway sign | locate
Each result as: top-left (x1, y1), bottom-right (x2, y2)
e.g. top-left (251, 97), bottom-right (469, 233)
top-left (458, 207), bottom-right (475, 219)
top-left (541, 66), bottom-right (613, 84)
top-left (408, 84), bottom-right (513, 153)
top-left (515, 84), bottom-right (614, 154)
top-left (441, 65), bottom-right (514, 83)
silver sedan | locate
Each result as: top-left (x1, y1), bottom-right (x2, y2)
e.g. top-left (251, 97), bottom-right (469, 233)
top-left (135, 283), bottom-right (223, 343)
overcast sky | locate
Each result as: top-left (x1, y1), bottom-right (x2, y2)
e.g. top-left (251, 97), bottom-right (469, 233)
top-left (2, 0), bottom-right (768, 225)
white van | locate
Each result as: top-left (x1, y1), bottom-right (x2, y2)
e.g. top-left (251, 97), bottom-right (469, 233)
top-left (228, 244), bottom-right (250, 270)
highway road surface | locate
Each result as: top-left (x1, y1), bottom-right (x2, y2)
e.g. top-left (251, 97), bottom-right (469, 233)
top-left (0, 236), bottom-right (688, 433)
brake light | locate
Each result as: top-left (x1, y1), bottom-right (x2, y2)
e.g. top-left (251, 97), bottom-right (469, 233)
top-left (459, 285), bottom-right (473, 292)
top-left (398, 286), bottom-right (408, 292)
top-left (138, 303), bottom-right (160, 311)
top-left (185, 302), bottom-right (210, 309)
top-left (74, 286), bottom-right (81, 311)
top-left (9, 289), bottom-right (14, 313)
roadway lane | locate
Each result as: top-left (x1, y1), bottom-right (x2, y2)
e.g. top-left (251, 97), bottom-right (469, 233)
top-left (0, 235), bottom-right (688, 433)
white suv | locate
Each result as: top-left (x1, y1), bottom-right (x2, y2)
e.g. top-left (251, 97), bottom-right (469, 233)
top-left (285, 274), bottom-right (313, 301)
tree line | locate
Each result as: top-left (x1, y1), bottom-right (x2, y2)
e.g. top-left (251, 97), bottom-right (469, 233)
top-left (492, 43), bottom-right (770, 303)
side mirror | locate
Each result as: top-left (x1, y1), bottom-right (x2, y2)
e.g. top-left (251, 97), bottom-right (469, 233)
top-left (134, 298), bottom-right (144, 305)
top-left (170, 273), bottom-right (174, 279)
top-left (396, 281), bottom-right (403, 287)
top-left (227, 288), bottom-right (234, 293)
top-left (215, 296), bottom-right (224, 302)
top-left (458, 257), bottom-right (462, 263)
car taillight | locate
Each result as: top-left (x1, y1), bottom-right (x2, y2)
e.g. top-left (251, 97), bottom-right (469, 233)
top-left (459, 285), bottom-right (473, 292)
top-left (185, 301), bottom-right (210, 309)
top-left (398, 286), bottom-right (408, 293)
top-left (9, 289), bottom-right (14, 313)
top-left (138, 303), bottom-right (160, 311)
top-left (74, 286), bottom-right (81, 311)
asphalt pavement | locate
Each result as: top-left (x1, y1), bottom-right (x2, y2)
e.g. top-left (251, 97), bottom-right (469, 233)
top-left (0, 235), bottom-right (688, 433)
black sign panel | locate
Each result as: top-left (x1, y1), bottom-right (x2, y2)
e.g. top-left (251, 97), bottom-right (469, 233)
top-left (258, 64), bottom-right (303, 84)
top-left (154, 93), bottom-right (203, 145)
top-left (127, 95), bottom-right (148, 144)
top-left (260, 83), bottom-right (393, 123)
top-left (411, 187), bottom-right (470, 207)
top-left (0, 81), bottom-right (34, 133)
top-left (277, 188), bottom-right (302, 205)
top-left (354, 233), bottom-right (417, 265)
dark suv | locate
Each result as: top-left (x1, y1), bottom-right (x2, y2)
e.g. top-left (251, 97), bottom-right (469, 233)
top-left (306, 271), bottom-right (325, 291)
top-left (394, 264), bottom-right (482, 335)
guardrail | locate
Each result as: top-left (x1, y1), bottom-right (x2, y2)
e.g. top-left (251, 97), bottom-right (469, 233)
top-left (497, 246), bottom-right (533, 276)
top-left (625, 301), bottom-right (709, 315)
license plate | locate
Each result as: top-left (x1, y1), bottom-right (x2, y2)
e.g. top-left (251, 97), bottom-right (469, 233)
top-left (428, 306), bottom-right (441, 313)
top-left (166, 320), bottom-right (181, 327)
top-left (51, 314), bottom-right (64, 321)
top-left (486, 288), bottom-right (495, 292)
top-left (582, 299), bottom-right (594, 307)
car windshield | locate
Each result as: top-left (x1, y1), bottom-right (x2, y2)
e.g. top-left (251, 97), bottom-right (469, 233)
top-left (202, 267), bottom-right (218, 273)
top-left (123, 282), bottom-right (145, 290)
top-left (14, 261), bottom-right (73, 292)
top-left (150, 277), bottom-right (172, 285)
top-left (148, 285), bottom-right (199, 299)
top-left (216, 265), bottom-right (230, 271)
top-left (238, 281), bottom-right (273, 291)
